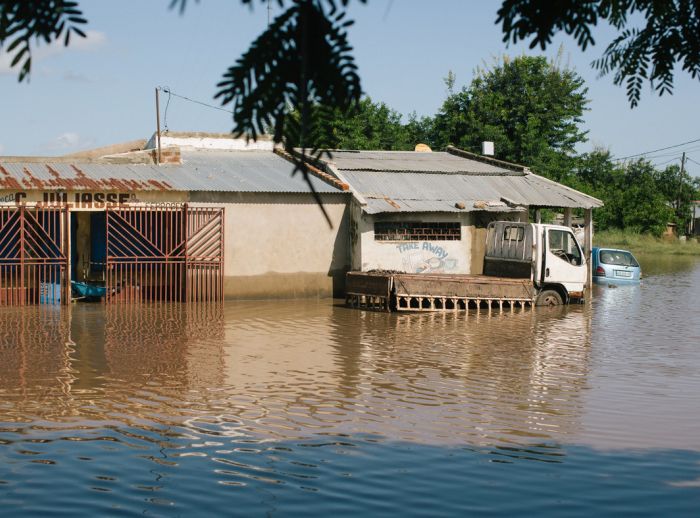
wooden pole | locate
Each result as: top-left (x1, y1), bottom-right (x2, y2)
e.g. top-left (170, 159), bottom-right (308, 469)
top-left (563, 207), bottom-right (572, 227)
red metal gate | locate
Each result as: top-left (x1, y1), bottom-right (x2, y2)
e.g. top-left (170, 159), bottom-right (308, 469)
top-left (0, 206), bottom-right (69, 306)
top-left (105, 205), bottom-right (224, 303)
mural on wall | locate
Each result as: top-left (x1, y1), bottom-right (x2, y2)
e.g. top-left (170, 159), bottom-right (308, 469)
top-left (396, 242), bottom-right (459, 273)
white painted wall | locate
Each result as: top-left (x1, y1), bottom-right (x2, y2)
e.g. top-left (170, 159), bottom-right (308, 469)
top-left (149, 135), bottom-right (273, 151)
top-left (355, 209), bottom-right (474, 274)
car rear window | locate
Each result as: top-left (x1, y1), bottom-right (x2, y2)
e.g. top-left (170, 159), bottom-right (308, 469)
top-left (599, 250), bottom-right (639, 267)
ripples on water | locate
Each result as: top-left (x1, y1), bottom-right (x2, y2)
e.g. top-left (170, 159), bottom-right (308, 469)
top-left (1, 258), bottom-right (699, 515)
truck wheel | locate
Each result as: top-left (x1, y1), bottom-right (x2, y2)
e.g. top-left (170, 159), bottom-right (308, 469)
top-left (536, 289), bottom-right (563, 306)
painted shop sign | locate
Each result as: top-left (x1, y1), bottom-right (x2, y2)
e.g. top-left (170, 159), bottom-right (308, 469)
top-left (2, 191), bottom-right (134, 208)
top-left (396, 241), bottom-right (459, 273)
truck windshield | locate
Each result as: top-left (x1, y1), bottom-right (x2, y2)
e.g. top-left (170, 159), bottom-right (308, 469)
top-left (548, 229), bottom-right (582, 266)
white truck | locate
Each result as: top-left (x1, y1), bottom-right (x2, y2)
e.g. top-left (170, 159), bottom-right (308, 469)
top-left (346, 220), bottom-right (589, 311)
top-left (481, 220), bottom-right (588, 305)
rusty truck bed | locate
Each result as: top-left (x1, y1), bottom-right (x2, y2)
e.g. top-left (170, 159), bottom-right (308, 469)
top-left (346, 271), bottom-right (536, 312)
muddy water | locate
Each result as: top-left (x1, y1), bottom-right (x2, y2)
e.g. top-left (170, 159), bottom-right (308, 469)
top-left (1, 257), bottom-right (699, 516)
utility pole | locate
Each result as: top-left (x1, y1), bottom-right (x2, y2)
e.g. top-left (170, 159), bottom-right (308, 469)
top-left (679, 152), bottom-right (687, 233)
top-left (267, 0), bottom-right (271, 26)
top-left (677, 152), bottom-right (686, 210)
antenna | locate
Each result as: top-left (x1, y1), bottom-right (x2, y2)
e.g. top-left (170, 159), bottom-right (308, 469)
top-left (267, 0), bottom-right (271, 26)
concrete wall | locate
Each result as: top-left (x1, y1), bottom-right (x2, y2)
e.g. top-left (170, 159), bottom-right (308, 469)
top-left (352, 201), bottom-right (527, 275)
top-left (191, 192), bottom-right (351, 299)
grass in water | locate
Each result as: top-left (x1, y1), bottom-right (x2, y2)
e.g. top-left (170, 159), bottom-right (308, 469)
top-left (594, 230), bottom-right (700, 256)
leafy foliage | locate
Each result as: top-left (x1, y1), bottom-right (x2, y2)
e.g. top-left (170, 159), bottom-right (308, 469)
top-left (0, 0), bottom-right (87, 81)
top-left (496, 0), bottom-right (700, 107)
top-left (215, 0), bottom-right (363, 146)
top-left (572, 151), bottom-right (698, 236)
top-left (287, 97), bottom-right (420, 151)
top-left (213, 0), bottom-right (364, 221)
top-left (429, 55), bottom-right (589, 182)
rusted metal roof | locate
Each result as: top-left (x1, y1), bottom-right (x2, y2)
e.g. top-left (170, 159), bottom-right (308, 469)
top-left (323, 150), bottom-right (603, 212)
top-left (0, 150), bottom-right (343, 193)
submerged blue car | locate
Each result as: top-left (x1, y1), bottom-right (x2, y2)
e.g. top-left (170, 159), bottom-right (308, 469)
top-left (592, 247), bottom-right (641, 284)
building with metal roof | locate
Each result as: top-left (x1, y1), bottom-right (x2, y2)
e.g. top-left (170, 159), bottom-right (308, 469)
top-left (0, 135), bottom-right (351, 303)
top-left (322, 147), bottom-right (602, 213)
top-left (311, 146), bottom-right (602, 276)
top-left (0, 132), bottom-right (603, 303)
top-left (0, 149), bottom-right (343, 194)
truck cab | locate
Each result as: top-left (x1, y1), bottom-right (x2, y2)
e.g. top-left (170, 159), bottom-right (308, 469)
top-left (483, 221), bottom-right (587, 304)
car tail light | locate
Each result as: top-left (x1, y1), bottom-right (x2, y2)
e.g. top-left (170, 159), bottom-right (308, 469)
top-left (595, 266), bottom-right (605, 276)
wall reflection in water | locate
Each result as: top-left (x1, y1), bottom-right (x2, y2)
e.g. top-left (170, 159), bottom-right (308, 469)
top-left (0, 301), bottom-right (592, 449)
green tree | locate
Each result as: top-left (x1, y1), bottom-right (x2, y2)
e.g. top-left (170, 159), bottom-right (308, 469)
top-left (574, 152), bottom-right (675, 236)
top-left (287, 97), bottom-right (420, 150)
top-left (653, 163), bottom-right (698, 231)
top-left (313, 97), bottom-right (413, 150)
top-left (430, 55), bottom-right (589, 182)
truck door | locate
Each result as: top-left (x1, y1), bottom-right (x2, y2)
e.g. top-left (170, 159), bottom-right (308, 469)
top-left (543, 228), bottom-right (586, 291)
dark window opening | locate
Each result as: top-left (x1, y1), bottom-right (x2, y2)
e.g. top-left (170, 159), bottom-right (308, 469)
top-left (503, 226), bottom-right (524, 241)
top-left (374, 222), bottom-right (461, 241)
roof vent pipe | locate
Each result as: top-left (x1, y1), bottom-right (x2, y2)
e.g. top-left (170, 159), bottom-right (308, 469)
top-left (482, 141), bottom-right (494, 156)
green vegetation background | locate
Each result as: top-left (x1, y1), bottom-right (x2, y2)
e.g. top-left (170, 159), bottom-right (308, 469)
top-left (304, 55), bottom-right (700, 242)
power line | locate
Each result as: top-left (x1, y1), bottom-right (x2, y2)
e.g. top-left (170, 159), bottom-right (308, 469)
top-left (651, 156), bottom-right (680, 167)
top-left (613, 137), bottom-right (700, 161)
top-left (157, 86), bottom-right (234, 115)
top-left (686, 156), bottom-right (700, 167)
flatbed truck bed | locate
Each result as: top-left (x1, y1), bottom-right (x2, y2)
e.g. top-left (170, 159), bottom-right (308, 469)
top-left (346, 271), bottom-right (536, 312)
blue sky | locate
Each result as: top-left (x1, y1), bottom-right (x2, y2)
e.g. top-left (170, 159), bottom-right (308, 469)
top-left (1, 0), bottom-right (699, 176)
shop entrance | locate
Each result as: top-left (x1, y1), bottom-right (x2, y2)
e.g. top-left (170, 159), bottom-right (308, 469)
top-left (105, 205), bottom-right (224, 303)
top-left (0, 204), bottom-right (223, 305)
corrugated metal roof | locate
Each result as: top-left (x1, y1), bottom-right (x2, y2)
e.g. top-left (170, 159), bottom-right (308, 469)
top-left (176, 150), bottom-right (342, 193)
top-left (345, 171), bottom-right (602, 212)
top-left (328, 150), bottom-right (517, 175)
top-left (364, 198), bottom-right (524, 213)
top-left (0, 150), bottom-right (343, 194)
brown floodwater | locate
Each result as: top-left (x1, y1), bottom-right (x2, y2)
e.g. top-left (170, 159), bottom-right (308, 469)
top-left (1, 255), bottom-right (699, 515)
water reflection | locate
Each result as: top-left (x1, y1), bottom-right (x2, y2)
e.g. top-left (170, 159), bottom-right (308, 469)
top-left (1, 257), bottom-right (699, 516)
top-left (0, 301), bottom-right (592, 450)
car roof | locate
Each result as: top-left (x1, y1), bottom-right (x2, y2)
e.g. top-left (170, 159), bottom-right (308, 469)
top-left (595, 247), bottom-right (636, 254)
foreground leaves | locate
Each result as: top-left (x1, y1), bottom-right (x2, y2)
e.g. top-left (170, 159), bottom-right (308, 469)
top-left (215, 0), bottom-right (364, 221)
top-left (0, 0), bottom-right (87, 81)
top-left (497, 0), bottom-right (700, 107)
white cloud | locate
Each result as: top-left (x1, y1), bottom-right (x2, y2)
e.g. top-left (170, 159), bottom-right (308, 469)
top-left (0, 30), bottom-right (106, 76)
top-left (45, 132), bottom-right (95, 152)
top-left (62, 70), bottom-right (90, 83)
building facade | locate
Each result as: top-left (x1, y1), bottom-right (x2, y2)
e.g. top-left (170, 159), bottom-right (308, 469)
top-left (0, 135), bottom-right (602, 306)
top-left (0, 134), bottom-right (351, 304)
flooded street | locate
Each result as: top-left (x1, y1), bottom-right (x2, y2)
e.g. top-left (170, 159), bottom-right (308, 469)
top-left (1, 257), bottom-right (700, 516)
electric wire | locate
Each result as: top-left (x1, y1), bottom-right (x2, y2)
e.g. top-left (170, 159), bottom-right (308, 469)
top-left (162, 85), bottom-right (171, 132)
top-left (613, 137), bottom-right (700, 161)
top-left (651, 156), bottom-right (680, 167)
top-left (157, 86), bottom-right (234, 115)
